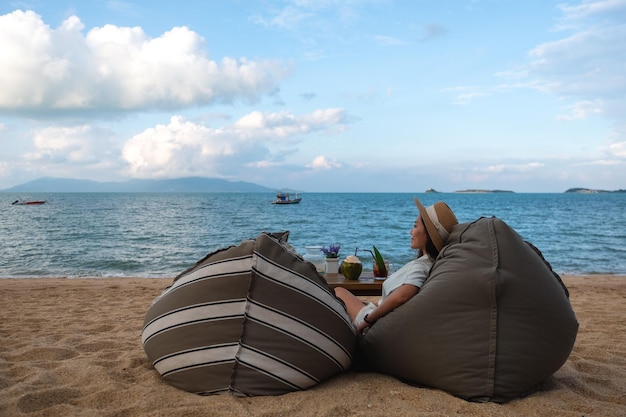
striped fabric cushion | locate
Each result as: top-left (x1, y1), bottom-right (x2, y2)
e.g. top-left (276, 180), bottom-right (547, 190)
top-left (142, 232), bottom-right (357, 396)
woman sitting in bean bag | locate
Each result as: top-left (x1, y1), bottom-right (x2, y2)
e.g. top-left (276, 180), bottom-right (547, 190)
top-left (335, 197), bottom-right (458, 336)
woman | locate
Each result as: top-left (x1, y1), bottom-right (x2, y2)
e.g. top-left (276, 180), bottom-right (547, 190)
top-left (335, 197), bottom-right (458, 335)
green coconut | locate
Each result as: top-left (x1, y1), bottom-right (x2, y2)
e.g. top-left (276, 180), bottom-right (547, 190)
top-left (341, 255), bottom-right (363, 280)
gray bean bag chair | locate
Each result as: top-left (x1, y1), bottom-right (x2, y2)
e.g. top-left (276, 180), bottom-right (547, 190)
top-left (359, 217), bottom-right (578, 403)
top-left (142, 231), bottom-right (357, 396)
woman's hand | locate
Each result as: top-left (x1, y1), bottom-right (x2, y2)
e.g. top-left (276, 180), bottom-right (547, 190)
top-left (356, 321), bottom-right (370, 336)
top-left (358, 284), bottom-right (419, 336)
top-left (373, 284), bottom-right (418, 318)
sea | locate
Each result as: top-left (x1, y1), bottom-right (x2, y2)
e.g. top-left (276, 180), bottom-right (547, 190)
top-left (1, 192), bottom-right (625, 278)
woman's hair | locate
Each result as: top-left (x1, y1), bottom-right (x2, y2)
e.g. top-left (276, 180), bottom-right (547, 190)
top-left (419, 217), bottom-right (440, 260)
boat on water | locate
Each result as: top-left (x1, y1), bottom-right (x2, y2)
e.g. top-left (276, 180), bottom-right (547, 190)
top-left (272, 192), bottom-right (301, 205)
top-left (12, 199), bottom-right (47, 205)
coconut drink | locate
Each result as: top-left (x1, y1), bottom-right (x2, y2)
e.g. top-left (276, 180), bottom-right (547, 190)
top-left (340, 255), bottom-right (362, 280)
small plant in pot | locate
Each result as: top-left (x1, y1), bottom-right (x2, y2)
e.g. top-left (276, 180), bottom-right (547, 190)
top-left (321, 244), bottom-right (341, 274)
top-left (321, 244), bottom-right (340, 259)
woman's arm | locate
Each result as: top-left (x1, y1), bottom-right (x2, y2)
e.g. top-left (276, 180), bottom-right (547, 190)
top-left (356, 284), bottom-right (419, 334)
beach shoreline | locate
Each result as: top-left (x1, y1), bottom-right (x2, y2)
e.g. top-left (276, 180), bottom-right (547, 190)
top-left (1, 275), bottom-right (625, 416)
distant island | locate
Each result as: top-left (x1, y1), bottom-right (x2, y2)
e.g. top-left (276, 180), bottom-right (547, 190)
top-left (0, 177), bottom-right (276, 193)
top-left (565, 188), bottom-right (626, 194)
top-left (454, 189), bottom-right (514, 194)
top-left (425, 188), bottom-right (514, 193)
top-left (426, 187), bottom-right (625, 194)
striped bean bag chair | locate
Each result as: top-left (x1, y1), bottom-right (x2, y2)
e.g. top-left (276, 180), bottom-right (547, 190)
top-left (142, 231), bottom-right (357, 396)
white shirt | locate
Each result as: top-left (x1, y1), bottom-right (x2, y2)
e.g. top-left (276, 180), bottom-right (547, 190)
top-left (381, 254), bottom-right (432, 300)
top-left (354, 254), bottom-right (433, 328)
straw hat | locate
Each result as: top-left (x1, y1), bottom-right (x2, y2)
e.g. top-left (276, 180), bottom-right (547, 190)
top-left (414, 197), bottom-right (458, 252)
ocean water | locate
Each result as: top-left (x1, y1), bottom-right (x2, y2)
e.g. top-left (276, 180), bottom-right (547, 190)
top-left (1, 192), bottom-right (625, 278)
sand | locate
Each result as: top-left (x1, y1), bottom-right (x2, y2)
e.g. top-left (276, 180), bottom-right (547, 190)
top-left (1, 275), bottom-right (625, 417)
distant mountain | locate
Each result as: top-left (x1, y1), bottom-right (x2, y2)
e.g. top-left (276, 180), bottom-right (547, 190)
top-left (565, 188), bottom-right (626, 194)
top-left (1, 177), bottom-right (276, 193)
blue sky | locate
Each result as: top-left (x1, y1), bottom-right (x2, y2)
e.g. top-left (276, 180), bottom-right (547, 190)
top-left (0, 0), bottom-right (624, 192)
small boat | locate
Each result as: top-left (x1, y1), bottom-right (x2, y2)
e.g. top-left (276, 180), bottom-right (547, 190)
top-left (12, 199), bottom-right (47, 205)
top-left (272, 192), bottom-right (301, 205)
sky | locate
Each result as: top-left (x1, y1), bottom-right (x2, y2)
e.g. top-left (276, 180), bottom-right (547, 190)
top-left (0, 0), bottom-right (625, 192)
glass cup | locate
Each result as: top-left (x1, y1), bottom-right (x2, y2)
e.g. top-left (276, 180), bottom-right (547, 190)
top-left (303, 246), bottom-right (325, 273)
top-left (373, 261), bottom-right (392, 278)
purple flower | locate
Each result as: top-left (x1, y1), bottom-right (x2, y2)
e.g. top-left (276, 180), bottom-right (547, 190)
top-left (321, 244), bottom-right (340, 258)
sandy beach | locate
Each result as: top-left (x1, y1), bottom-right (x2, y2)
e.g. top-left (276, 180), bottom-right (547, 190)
top-left (1, 275), bottom-right (624, 417)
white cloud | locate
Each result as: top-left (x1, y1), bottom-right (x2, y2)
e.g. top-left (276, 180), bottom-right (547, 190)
top-left (455, 91), bottom-right (488, 105)
top-left (557, 99), bottom-right (604, 120)
top-left (122, 115), bottom-right (246, 178)
top-left (26, 125), bottom-right (114, 164)
top-left (373, 35), bottom-right (407, 46)
top-left (442, 85), bottom-right (490, 105)
top-left (253, 0), bottom-right (361, 29)
top-left (246, 160), bottom-right (279, 168)
top-left (609, 141), bottom-right (626, 157)
top-left (481, 162), bottom-right (544, 174)
top-left (250, 0), bottom-right (363, 48)
top-left (558, 0), bottom-right (626, 21)
top-left (447, 161), bottom-right (546, 186)
top-left (233, 108), bottom-right (347, 138)
top-left (460, 1), bottom-right (626, 148)
top-left (0, 10), bottom-right (289, 113)
top-left (104, 0), bottom-right (140, 16)
top-left (513, 0), bottom-right (626, 107)
top-left (122, 109), bottom-right (349, 178)
top-left (574, 158), bottom-right (623, 166)
top-left (7, 124), bottom-right (121, 182)
top-left (307, 155), bottom-right (343, 170)
top-left (525, 27), bottom-right (626, 98)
